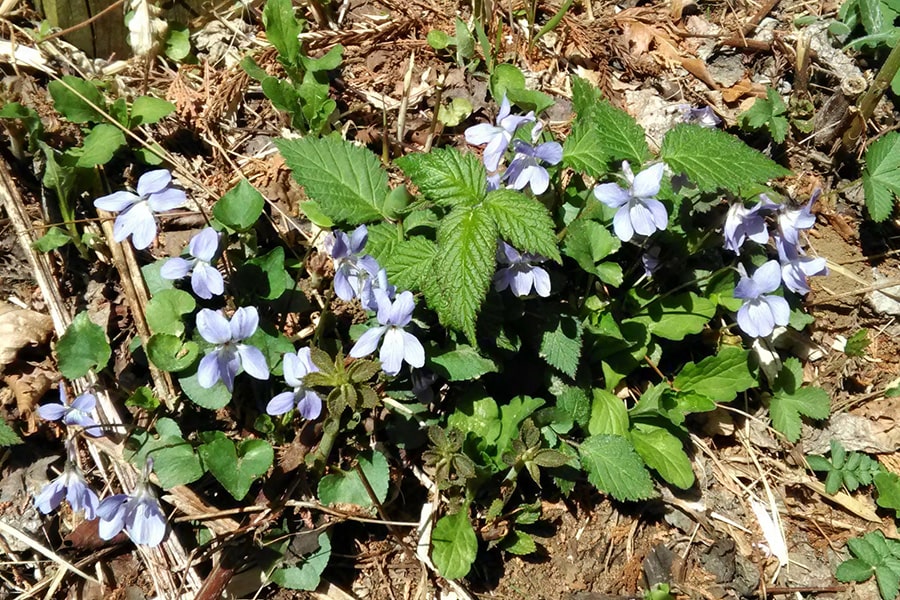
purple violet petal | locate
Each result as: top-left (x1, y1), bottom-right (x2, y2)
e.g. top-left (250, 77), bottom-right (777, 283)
top-left (197, 351), bottom-right (223, 389)
top-left (266, 391), bottom-right (297, 416)
top-left (160, 257), bottom-right (193, 280)
top-left (752, 260), bottom-right (783, 294)
top-left (388, 291), bottom-right (415, 327)
top-left (379, 328), bottom-right (406, 376)
top-left (146, 187), bottom-right (187, 212)
top-left (229, 307), bottom-right (259, 341)
top-left (136, 170), bottom-right (172, 196)
top-left (296, 391), bottom-right (323, 420)
top-left (631, 163), bottom-right (664, 199)
top-left (236, 344), bottom-right (269, 380)
top-left (612, 207), bottom-right (635, 242)
top-left (189, 228), bottom-right (219, 262)
top-left (197, 310), bottom-right (232, 345)
top-left (593, 183), bottom-right (631, 208)
top-left (94, 190), bottom-right (140, 212)
top-left (350, 326), bottom-right (387, 358)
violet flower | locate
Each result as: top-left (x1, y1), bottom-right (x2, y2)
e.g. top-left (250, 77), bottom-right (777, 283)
top-left (493, 241), bottom-right (551, 297)
top-left (464, 96), bottom-right (535, 171)
top-left (683, 106), bottom-right (721, 128)
top-left (733, 261), bottom-right (790, 338)
top-left (324, 225), bottom-right (380, 302)
top-left (97, 459), bottom-right (166, 547)
top-left (641, 246), bottom-right (662, 278)
top-left (593, 162), bottom-right (667, 242)
top-left (723, 197), bottom-right (776, 254)
top-left (359, 267), bottom-right (396, 312)
top-left (777, 189), bottom-right (819, 248)
top-left (349, 290), bottom-right (425, 376)
top-left (776, 236), bottom-right (828, 295)
top-left (196, 306), bottom-right (269, 392)
top-left (160, 228), bottom-right (224, 299)
top-left (93, 169), bottom-right (187, 250)
top-left (503, 139), bottom-right (563, 195)
top-left (266, 348), bottom-right (322, 419)
top-left (34, 440), bottom-right (99, 519)
top-left (37, 386), bottom-right (103, 437)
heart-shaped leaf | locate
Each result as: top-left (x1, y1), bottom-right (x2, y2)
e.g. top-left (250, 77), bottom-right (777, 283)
top-left (199, 433), bottom-right (273, 500)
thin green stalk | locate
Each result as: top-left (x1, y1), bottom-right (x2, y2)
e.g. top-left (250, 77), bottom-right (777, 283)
top-left (530, 0), bottom-right (574, 51)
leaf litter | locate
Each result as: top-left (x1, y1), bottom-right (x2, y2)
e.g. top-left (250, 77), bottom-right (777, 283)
top-left (1, 0), bottom-right (900, 598)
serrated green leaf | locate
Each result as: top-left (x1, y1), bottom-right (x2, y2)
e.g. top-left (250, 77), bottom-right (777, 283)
top-left (276, 136), bottom-right (390, 224)
top-left (835, 558), bottom-right (876, 583)
top-left (673, 346), bottom-right (755, 402)
top-left (737, 87), bottom-right (788, 143)
top-left (630, 422), bottom-right (694, 490)
top-left (129, 96), bottom-right (175, 127)
top-left (199, 433), bottom-right (273, 500)
top-left (579, 434), bottom-right (655, 501)
top-left (849, 534), bottom-right (884, 566)
top-left (484, 189), bottom-right (560, 261)
top-left (433, 206), bottom-right (497, 342)
top-left (552, 379), bottom-right (591, 428)
top-left (860, 0), bottom-right (886, 34)
top-left (563, 219), bottom-right (621, 276)
top-left (502, 530), bottom-right (537, 555)
top-left (57, 311), bottom-right (110, 378)
top-left (770, 385), bottom-right (831, 441)
top-left (581, 100), bottom-right (650, 165)
top-left (395, 148), bottom-right (486, 207)
top-left (563, 122), bottom-right (608, 178)
top-left (661, 124), bottom-right (790, 193)
top-left (0, 418), bottom-right (22, 446)
top-left (270, 531), bottom-right (331, 590)
top-left (877, 563), bottom-right (900, 600)
top-left (48, 76), bottom-right (106, 123)
top-left (75, 124), bottom-right (126, 167)
top-left (863, 132), bottom-right (900, 222)
top-left (539, 314), bottom-right (583, 377)
top-left (428, 344), bottom-right (498, 381)
top-left (570, 76), bottom-right (604, 116)
top-left (263, 0), bottom-right (302, 65)
top-left (432, 509), bottom-right (477, 579)
top-left (627, 291), bottom-right (716, 341)
top-left (213, 179), bottom-right (266, 231)
top-left (146, 289), bottom-right (195, 336)
top-left (587, 388), bottom-right (629, 436)
top-left (317, 451), bottom-right (389, 507)
top-left (383, 236), bottom-right (437, 291)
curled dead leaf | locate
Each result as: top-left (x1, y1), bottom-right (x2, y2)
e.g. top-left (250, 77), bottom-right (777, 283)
top-left (0, 301), bottom-right (53, 374)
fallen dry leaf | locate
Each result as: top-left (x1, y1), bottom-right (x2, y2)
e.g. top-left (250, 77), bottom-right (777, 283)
top-left (0, 301), bottom-right (53, 374)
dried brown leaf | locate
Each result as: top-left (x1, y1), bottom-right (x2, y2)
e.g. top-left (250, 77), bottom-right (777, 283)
top-left (0, 301), bottom-right (53, 373)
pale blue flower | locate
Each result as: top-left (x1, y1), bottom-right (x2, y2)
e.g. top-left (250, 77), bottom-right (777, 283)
top-left (464, 96), bottom-right (535, 171)
top-left (494, 241), bottom-right (551, 297)
top-left (503, 139), bottom-right (563, 195)
top-left (682, 106), bottom-right (721, 128)
top-left (734, 261), bottom-right (790, 338)
top-left (34, 440), bottom-right (99, 519)
top-left (93, 169), bottom-right (186, 250)
top-left (37, 386), bottom-right (103, 437)
top-left (723, 195), bottom-right (778, 254)
top-left (593, 162), bottom-right (667, 242)
top-left (641, 246), bottom-right (661, 278)
top-left (777, 189), bottom-right (818, 247)
top-left (359, 267), bottom-right (396, 312)
top-left (97, 459), bottom-right (166, 547)
top-left (160, 228), bottom-right (224, 299)
top-left (325, 225), bottom-right (380, 302)
top-left (776, 235), bottom-right (828, 295)
top-left (266, 348), bottom-right (322, 418)
top-left (349, 290), bottom-right (425, 376)
top-left (196, 307), bottom-right (269, 392)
